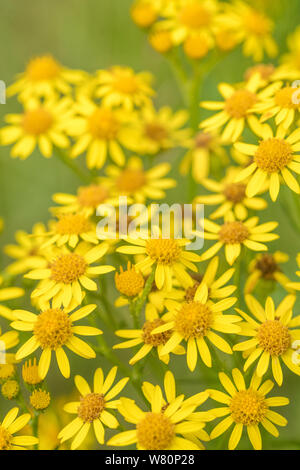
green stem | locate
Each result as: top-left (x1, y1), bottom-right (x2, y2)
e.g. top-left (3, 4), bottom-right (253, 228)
top-left (134, 266), bottom-right (156, 322)
top-left (54, 148), bottom-right (92, 184)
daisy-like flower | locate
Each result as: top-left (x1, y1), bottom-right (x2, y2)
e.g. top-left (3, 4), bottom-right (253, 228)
top-left (194, 167), bottom-right (267, 221)
top-left (117, 235), bottom-right (201, 291)
top-left (130, 106), bottom-right (190, 155)
top-left (52, 184), bottom-right (115, 217)
top-left (150, 283), bottom-right (239, 371)
top-left (222, 1), bottom-right (278, 62)
top-left (66, 97), bottom-right (137, 169)
top-left (253, 81), bottom-right (300, 130)
top-left (0, 97), bottom-right (73, 159)
top-left (287, 253), bottom-right (300, 291)
top-left (6, 55), bottom-right (86, 101)
top-left (233, 294), bottom-right (300, 385)
top-left (99, 156), bottom-right (176, 203)
top-left (199, 215), bottom-right (278, 265)
top-left (180, 131), bottom-right (228, 182)
top-left (245, 252), bottom-right (292, 294)
top-left (160, 0), bottom-right (220, 46)
top-left (25, 242), bottom-right (114, 309)
top-left (58, 367), bottom-right (129, 450)
top-left (107, 371), bottom-right (210, 450)
top-left (199, 74), bottom-right (265, 143)
top-left (234, 124), bottom-right (300, 201)
top-left (209, 369), bottom-right (289, 450)
top-left (0, 407), bottom-right (39, 450)
top-left (12, 304), bottom-right (101, 379)
top-left (114, 262), bottom-right (145, 306)
top-left (4, 223), bottom-right (54, 276)
top-left (113, 301), bottom-right (185, 365)
top-left (0, 278), bottom-right (24, 321)
top-left (40, 213), bottom-right (98, 249)
top-left (94, 66), bottom-right (154, 111)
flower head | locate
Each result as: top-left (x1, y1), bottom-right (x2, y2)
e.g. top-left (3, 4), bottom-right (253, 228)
top-left (0, 407), bottom-right (39, 450)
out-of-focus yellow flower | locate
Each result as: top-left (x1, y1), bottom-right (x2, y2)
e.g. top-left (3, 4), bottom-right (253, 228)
top-left (200, 214), bottom-right (278, 265)
top-left (0, 277), bottom-right (24, 321)
top-left (234, 295), bottom-right (300, 385)
top-left (1, 379), bottom-right (19, 400)
top-left (99, 156), bottom-right (176, 203)
top-left (209, 369), bottom-right (288, 450)
top-left (6, 55), bottom-right (86, 102)
top-left (0, 407), bottom-right (39, 450)
top-left (245, 252), bottom-right (292, 294)
top-left (114, 302), bottom-right (185, 365)
top-left (4, 223), bottom-right (54, 276)
top-left (66, 97), bottom-right (138, 169)
top-left (24, 242), bottom-right (114, 309)
top-left (13, 303), bottom-right (101, 379)
top-left (183, 32), bottom-right (213, 59)
top-left (234, 124), bottom-right (300, 201)
top-left (94, 66), bottom-right (154, 111)
top-left (194, 167), bottom-right (267, 220)
top-left (200, 74), bottom-right (266, 143)
top-left (149, 29), bottom-right (173, 53)
top-left (180, 131), bottom-right (228, 182)
top-left (58, 367), bottom-right (129, 450)
top-left (130, 106), bottom-right (190, 155)
top-left (131, 0), bottom-right (161, 28)
top-left (107, 370), bottom-right (210, 450)
top-left (150, 283), bottom-right (238, 371)
top-left (0, 97), bottom-right (73, 159)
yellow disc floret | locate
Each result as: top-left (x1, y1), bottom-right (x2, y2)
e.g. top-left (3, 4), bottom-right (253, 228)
top-left (225, 90), bottom-right (257, 119)
top-left (0, 364), bottom-right (15, 382)
top-left (136, 412), bottom-right (175, 450)
top-left (34, 308), bottom-right (73, 350)
top-left (174, 301), bottom-right (212, 339)
top-left (116, 169), bottom-right (146, 193)
top-left (55, 214), bottom-right (91, 235)
top-left (131, 3), bottom-right (157, 28)
top-left (30, 389), bottom-right (51, 411)
top-left (26, 55), bottom-right (61, 81)
top-left (180, 3), bottom-right (211, 29)
top-left (275, 87), bottom-right (299, 109)
top-left (146, 239), bottom-right (182, 265)
top-left (22, 358), bottom-right (42, 385)
top-left (223, 183), bottom-right (246, 203)
top-left (1, 380), bottom-right (19, 400)
top-left (22, 109), bottom-right (53, 135)
top-left (230, 390), bottom-right (268, 426)
top-left (254, 138), bottom-right (292, 173)
top-left (50, 253), bottom-right (87, 284)
top-left (77, 393), bottom-right (106, 423)
top-left (0, 426), bottom-right (12, 450)
top-left (219, 221), bottom-right (249, 244)
top-left (88, 108), bottom-right (119, 140)
top-left (115, 263), bottom-right (145, 297)
top-left (77, 184), bottom-right (109, 208)
top-left (257, 320), bottom-right (291, 356)
top-left (142, 319), bottom-right (172, 346)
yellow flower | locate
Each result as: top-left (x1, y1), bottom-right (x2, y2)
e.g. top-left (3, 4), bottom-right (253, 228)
top-left (94, 66), bottom-right (154, 111)
top-left (30, 389), bottom-right (51, 411)
top-left (107, 370), bottom-right (210, 450)
top-left (41, 213), bottom-right (98, 249)
top-left (0, 97), bottom-right (73, 159)
top-left (200, 215), bottom-right (278, 265)
top-left (149, 29), bottom-right (173, 54)
top-left (25, 242), bottom-right (114, 309)
top-left (22, 358), bottom-right (42, 385)
top-left (52, 183), bottom-right (114, 217)
top-left (4, 223), bottom-right (54, 276)
top-left (6, 55), bottom-right (86, 101)
top-left (245, 252), bottom-right (292, 294)
top-left (131, 0), bottom-right (161, 28)
top-left (0, 278), bottom-right (24, 321)
top-left (194, 167), bottom-right (267, 221)
top-left (115, 262), bottom-right (145, 300)
top-left (200, 74), bottom-right (265, 143)
top-left (224, 1), bottom-right (278, 62)
top-left (12, 304), bottom-right (102, 379)
top-left (66, 97), bottom-right (137, 169)
top-left (117, 236), bottom-right (201, 290)
top-left (209, 369), bottom-right (289, 450)
top-left (0, 363), bottom-right (15, 383)
top-left (253, 81), bottom-right (300, 130)
top-left (161, 0), bottom-right (220, 46)
top-left (150, 283), bottom-right (239, 371)
top-left (0, 407), bottom-right (39, 450)
top-left (58, 367), bottom-right (129, 450)
top-left (234, 124), bottom-right (300, 201)
top-left (1, 380), bottom-right (19, 400)
top-left (287, 253), bottom-right (300, 291)
top-left (114, 303), bottom-right (185, 365)
top-left (180, 131), bottom-right (228, 182)
top-left (130, 106), bottom-right (190, 155)
top-left (183, 32), bottom-right (213, 59)
top-left (234, 294), bottom-right (300, 385)
top-left (99, 156), bottom-right (176, 203)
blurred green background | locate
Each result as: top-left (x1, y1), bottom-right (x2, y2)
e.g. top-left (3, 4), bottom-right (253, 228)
top-left (0, 0), bottom-right (300, 450)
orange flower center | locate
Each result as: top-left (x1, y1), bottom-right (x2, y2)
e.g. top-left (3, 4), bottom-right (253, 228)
top-left (115, 264), bottom-right (145, 297)
top-left (137, 413), bottom-right (175, 450)
top-left (223, 183), bottom-right (246, 203)
top-left (23, 109), bottom-right (53, 135)
top-left (219, 221), bottom-right (249, 244)
top-left (114, 74), bottom-right (138, 94)
top-left (77, 393), bottom-right (106, 422)
top-left (255, 254), bottom-right (279, 279)
top-left (174, 301), bottom-right (212, 339)
top-left (26, 55), bottom-right (61, 81)
top-left (230, 390), bottom-right (267, 426)
top-left (77, 185), bottom-right (109, 208)
top-left (225, 90), bottom-right (257, 119)
top-left (88, 108), bottom-right (119, 139)
top-left (51, 253), bottom-right (87, 284)
top-left (254, 138), bottom-right (292, 173)
top-left (257, 320), bottom-right (291, 356)
top-left (144, 122), bottom-right (168, 142)
top-left (180, 3), bottom-right (211, 29)
top-left (142, 319), bottom-right (172, 346)
top-left (56, 214), bottom-right (92, 235)
top-left (34, 308), bottom-right (73, 349)
top-left (116, 169), bottom-right (146, 193)
top-left (146, 239), bottom-right (182, 265)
